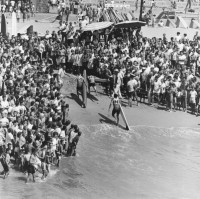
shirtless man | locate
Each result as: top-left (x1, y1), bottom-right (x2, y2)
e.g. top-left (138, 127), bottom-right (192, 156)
top-left (76, 73), bottom-right (87, 108)
top-left (108, 93), bottom-right (121, 125)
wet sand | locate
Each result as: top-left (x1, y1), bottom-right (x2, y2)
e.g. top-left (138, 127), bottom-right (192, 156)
top-left (1, 11), bottom-right (200, 199)
top-left (62, 75), bottom-right (200, 129)
top-left (0, 75), bottom-right (200, 199)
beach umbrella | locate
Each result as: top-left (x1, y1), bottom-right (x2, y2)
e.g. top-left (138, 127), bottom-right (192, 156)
top-left (1, 13), bottom-right (6, 37)
top-left (82, 22), bottom-right (114, 32)
top-left (115, 21), bottom-right (146, 29)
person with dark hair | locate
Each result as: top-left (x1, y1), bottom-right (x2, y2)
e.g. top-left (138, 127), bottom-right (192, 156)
top-left (108, 93), bottom-right (121, 125)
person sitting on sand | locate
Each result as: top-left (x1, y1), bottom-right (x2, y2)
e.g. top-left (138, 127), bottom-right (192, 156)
top-left (108, 93), bottom-right (121, 125)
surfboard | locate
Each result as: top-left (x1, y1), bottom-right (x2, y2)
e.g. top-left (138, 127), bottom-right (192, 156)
top-left (1, 13), bottom-right (6, 37)
top-left (119, 104), bottom-right (130, 130)
top-left (95, 77), bottom-right (109, 83)
top-left (11, 11), bottom-right (17, 36)
top-left (82, 70), bottom-right (87, 108)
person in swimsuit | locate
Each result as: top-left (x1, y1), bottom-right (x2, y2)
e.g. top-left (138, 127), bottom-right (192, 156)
top-left (108, 93), bottom-right (121, 125)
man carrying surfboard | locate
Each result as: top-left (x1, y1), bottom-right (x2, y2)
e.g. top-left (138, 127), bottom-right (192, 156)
top-left (108, 93), bottom-right (121, 125)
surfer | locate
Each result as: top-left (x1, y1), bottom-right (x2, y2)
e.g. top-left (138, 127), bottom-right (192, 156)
top-left (108, 93), bottom-right (121, 125)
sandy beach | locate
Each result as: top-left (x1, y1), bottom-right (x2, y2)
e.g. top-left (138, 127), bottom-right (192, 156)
top-left (1, 8), bottom-right (200, 199)
top-left (2, 73), bottom-right (200, 199)
top-left (62, 74), bottom-right (200, 129)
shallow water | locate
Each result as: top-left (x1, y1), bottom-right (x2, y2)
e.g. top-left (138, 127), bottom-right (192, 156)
top-left (1, 124), bottom-right (200, 199)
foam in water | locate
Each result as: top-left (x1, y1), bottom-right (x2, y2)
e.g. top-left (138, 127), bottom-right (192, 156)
top-left (1, 124), bottom-right (200, 199)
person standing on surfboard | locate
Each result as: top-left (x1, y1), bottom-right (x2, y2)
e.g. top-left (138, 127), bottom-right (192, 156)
top-left (108, 93), bottom-right (121, 125)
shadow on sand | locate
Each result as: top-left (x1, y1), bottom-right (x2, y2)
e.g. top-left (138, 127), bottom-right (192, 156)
top-left (65, 93), bottom-right (83, 107)
top-left (98, 113), bottom-right (126, 130)
top-left (87, 93), bottom-right (98, 102)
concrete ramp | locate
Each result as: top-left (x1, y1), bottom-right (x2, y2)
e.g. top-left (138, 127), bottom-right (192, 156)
top-left (176, 16), bottom-right (188, 28)
top-left (189, 19), bottom-right (200, 29)
top-left (165, 18), bottom-right (176, 28)
top-left (156, 11), bottom-right (175, 23)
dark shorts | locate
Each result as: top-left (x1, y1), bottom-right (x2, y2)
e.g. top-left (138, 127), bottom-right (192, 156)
top-left (89, 83), bottom-right (96, 87)
top-left (2, 163), bottom-right (9, 173)
top-left (77, 87), bottom-right (82, 93)
top-left (0, 145), bottom-right (5, 156)
top-left (128, 91), bottom-right (134, 98)
top-left (112, 108), bottom-right (121, 116)
top-left (27, 164), bottom-right (36, 174)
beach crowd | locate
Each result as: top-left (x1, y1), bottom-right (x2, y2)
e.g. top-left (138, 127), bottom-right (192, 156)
top-left (0, 30), bottom-right (82, 182)
top-left (0, 0), bottom-right (200, 183)
top-left (57, 3), bottom-right (200, 116)
top-left (47, 1), bottom-right (200, 116)
top-left (0, 0), bottom-right (35, 22)
top-left (81, 27), bottom-right (200, 115)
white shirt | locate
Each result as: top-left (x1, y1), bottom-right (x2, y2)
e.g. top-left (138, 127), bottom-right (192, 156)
top-left (7, 132), bottom-right (14, 144)
top-left (153, 81), bottom-right (161, 93)
top-left (176, 35), bottom-right (181, 42)
top-left (11, 1), bottom-right (15, 6)
top-left (190, 90), bottom-right (197, 103)
top-left (127, 79), bottom-right (137, 92)
top-left (1, 100), bottom-right (9, 108)
top-left (0, 117), bottom-right (9, 127)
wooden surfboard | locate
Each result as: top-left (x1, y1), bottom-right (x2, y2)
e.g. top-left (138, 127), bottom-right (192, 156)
top-left (95, 77), bottom-right (109, 83)
top-left (119, 104), bottom-right (130, 130)
top-left (82, 70), bottom-right (87, 108)
top-left (1, 14), bottom-right (6, 37)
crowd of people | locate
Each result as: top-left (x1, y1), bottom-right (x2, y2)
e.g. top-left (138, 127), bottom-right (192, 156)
top-left (1, 0), bottom-right (200, 183)
top-left (51, 0), bottom-right (200, 117)
top-left (0, 31), bottom-right (82, 182)
top-left (0, 0), bottom-right (35, 22)
top-left (92, 29), bottom-right (200, 114)
top-left (58, 13), bottom-right (200, 116)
